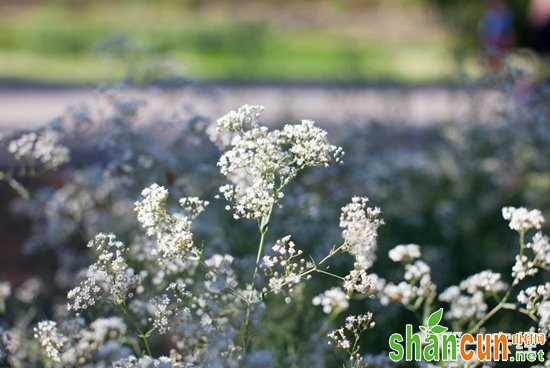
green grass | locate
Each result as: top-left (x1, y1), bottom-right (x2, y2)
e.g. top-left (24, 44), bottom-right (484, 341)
top-left (0, 2), bottom-right (462, 84)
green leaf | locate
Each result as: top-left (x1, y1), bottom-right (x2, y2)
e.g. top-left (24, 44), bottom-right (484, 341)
top-left (430, 325), bottom-right (448, 334)
top-left (419, 326), bottom-right (427, 333)
top-left (428, 308), bottom-right (443, 327)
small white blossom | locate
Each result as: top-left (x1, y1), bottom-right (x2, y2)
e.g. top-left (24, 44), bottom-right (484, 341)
top-left (67, 233), bottom-right (142, 313)
top-left (502, 206), bottom-right (544, 232)
top-left (527, 232), bottom-right (550, 270)
top-left (517, 283), bottom-right (550, 311)
top-left (512, 254), bottom-right (538, 281)
top-left (538, 301), bottom-right (550, 334)
top-left (340, 197), bottom-right (383, 269)
top-left (381, 281), bottom-right (418, 306)
top-left (135, 184), bottom-right (199, 258)
top-left (312, 287), bottom-right (349, 314)
top-left (214, 105), bottom-right (343, 220)
top-left (179, 197), bottom-right (209, 220)
top-left (8, 129), bottom-right (69, 170)
top-left (343, 268), bottom-right (375, 295)
top-left (148, 295), bottom-right (172, 334)
top-left (262, 236), bottom-right (307, 299)
top-left (459, 270), bottom-right (508, 294)
top-left (34, 321), bottom-right (67, 363)
top-left (388, 244), bottom-right (421, 263)
top-left (328, 313), bottom-right (375, 356)
top-left (15, 277), bottom-right (43, 303)
top-left (440, 289), bottom-right (487, 322)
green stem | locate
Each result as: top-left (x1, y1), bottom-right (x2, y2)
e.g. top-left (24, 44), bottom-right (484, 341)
top-left (242, 206), bottom-right (273, 355)
top-left (468, 231), bottom-right (526, 334)
top-left (119, 303), bottom-right (152, 357)
top-left (315, 269), bottom-right (344, 280)
top-left (0, 171), bottom-right (30, 198)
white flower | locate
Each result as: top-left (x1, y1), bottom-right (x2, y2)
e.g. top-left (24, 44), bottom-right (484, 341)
top-left (34, 321), bottom-right (67, 363)
top-left (459, 270), bottom-right (508, 294)
top-left (440, 290), bottom-right (487, 322)
top-left (135, 184), bottom-right (169, 236)
top-left (502, 206), bottom-right (544, 232)
top-left (343, 268), bottom-right (375, 295)
top-left (528, 232), bottom-right (550, 269)
top-left (538, 301), bottom-right (550, 334)
top-left (340, 197), bottom-right (383, 269)
top-left (517, 283), bottom-right (550, 310)
top-left (67, 233), bottom-right (142, 312)
top-left (312, 287), bottom-right (349, 314)
top-left (15, 277), bottom-right (43, 303)
top-left (179, 197), bottom-right (209, 219)
top-left (388, 244), bottom-right (421, 263)
top-left (135, 184), bottom-right (199, 258)
top-left (404, 260), bottom-right (431, 283)
top-left (8, 129), bottom-right (69, 170)
top-left (512, 255), bottom-right (538, 281)
top-left (148, 295), bottom-right (172, 334)
top-left (262, 236), bottom-right (307, 300)
top-left (214, 106), bottom-right (343, 220)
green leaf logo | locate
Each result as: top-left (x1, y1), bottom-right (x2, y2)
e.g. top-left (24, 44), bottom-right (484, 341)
top-left (420, 308), bottom-right (448, 337)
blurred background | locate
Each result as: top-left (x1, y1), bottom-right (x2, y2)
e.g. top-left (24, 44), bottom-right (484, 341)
top-left (0, 0), bottom-right (547, 85)
top-left (0, 1), bottom-right (549, 366)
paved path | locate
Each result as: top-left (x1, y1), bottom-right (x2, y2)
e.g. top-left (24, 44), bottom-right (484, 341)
top-left (0, 83), bottom-right (503, 130)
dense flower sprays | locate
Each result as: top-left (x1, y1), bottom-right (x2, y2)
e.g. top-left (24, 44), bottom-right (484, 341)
top-left (212, 104), bottom-right (343, 221)
top-left (209, 105), bottom-right (345, 350)
top-left (31, 105), bottom-right (382, 366)
top-left (374, 206), bottom-right (549, 344)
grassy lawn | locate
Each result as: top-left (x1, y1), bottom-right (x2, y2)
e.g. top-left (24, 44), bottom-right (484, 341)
top-left (0, 1), bottom-right (465, 84)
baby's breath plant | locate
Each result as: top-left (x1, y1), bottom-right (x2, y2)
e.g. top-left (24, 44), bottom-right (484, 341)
top-left (14, 104), bottom-right (386, 368)
top-left (369, 206), bottom-right (549, 367)
top-left (0, 126), bottom-right (69, 198)
top-left (1, 72), bottom-right (549, 367)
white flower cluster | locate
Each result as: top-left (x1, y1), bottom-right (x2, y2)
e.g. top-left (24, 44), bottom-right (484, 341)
top-left (459, 270), bottom-right (508, 294)
top-left (439, 286), bottom-right (487, 322)
top-left (527, 232), bottom-right (550, 270)
top-left (518, 283), bottom-right (550, 310)
top-left (328, 313), bottom-right (375, 366)
top-left (179, 196), bottom-right (210, 220)
top-left (15, 277), bottom-right (43, 303)
top-left (262, 235), bottom-right (308, 301)
top-left (328, 314), bottom-right (375, 348)
top-left (67, 233), bottom-right (143, 313)
top-left (340, 197), bottom-right (383, 269)
top-left (34, 317), bottom-right (128, 365)
top-left (7, 129), bottom-right (69, 170)
top-left (388, 244), bottom-right (421, 263)
top-left (343, 268), bottom-right (376, 296)
top-left (512, 231), bottom-right (549, 282)
top-left (113, 354), bottom-right (186, 368)
top-left (439, 271), bottom-right (507, 325)
top-left (438, 271), bottom-right (507, 324)
top-left (502, 206), bottom-right (545, 232)
top-left (214, 105), bottom-right (343, 220)
top-left (518, 283), bottom-right (550, 334)
top-left (147, 295), bottom-right (171, 335)
top-left (312, 287), bottom-right (349, 314)
top-left (135, 184), bottom-right (205, 258)
top-left (33, 321), bottom-right (67, 363)
top-left (209, 104), bottom-right (264, 149)
top-left (379, 245), bottom-right (436, 308)
top-left (511, 255), bottom-right (538, 282)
